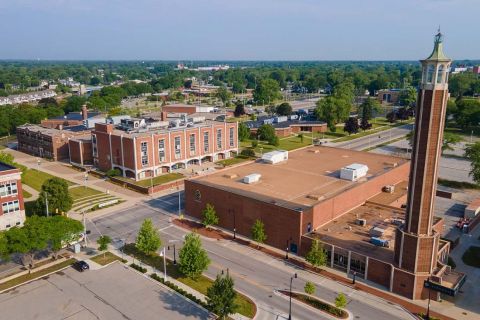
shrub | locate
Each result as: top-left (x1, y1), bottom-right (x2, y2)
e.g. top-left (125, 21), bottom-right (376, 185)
top-left (106, 168), bottom-right (121, 177)
top-left (304, 281), bottom-right (316, 295)
top-left (130, 263), bottom-right (147, 273)
top-left (335, 293), bottom-right (347, 308)
top-left (251, 140), bottom-right (258, 148)
top-left (240, 149), bottom-right (256, 157)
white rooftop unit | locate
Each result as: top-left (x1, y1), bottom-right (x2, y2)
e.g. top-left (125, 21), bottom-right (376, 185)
top-left (340, 163), bottom-right (369, 181)
top-left (243, 173), bottom-right (261, 184)
top-left (262, 150), bottom-right (288, 164)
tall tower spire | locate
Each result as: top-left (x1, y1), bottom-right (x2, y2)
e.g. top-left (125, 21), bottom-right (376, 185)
top-left (394, 32), bottom-right (452, 276)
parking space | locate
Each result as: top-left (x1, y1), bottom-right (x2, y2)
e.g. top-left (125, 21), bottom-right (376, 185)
top-left (0, 262), bottom-right (210, 320)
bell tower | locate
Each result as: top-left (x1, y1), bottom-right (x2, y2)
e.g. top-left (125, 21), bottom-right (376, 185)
top-left (394, 32), bottom-right (452, 274)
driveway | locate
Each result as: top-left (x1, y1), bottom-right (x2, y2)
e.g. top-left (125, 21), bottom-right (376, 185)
top-left (0, 262), bottom-right (210, 320)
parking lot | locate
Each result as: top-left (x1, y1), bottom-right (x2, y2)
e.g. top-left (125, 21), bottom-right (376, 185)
top-left (0, 262), bottom-right (210, 320)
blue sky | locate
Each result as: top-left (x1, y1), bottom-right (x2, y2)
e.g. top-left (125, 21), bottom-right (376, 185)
top-left (0, 0), bottom-right (478, 60)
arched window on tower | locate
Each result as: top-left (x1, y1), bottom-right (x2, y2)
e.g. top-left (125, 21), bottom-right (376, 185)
top-left (426, 64), bottom-right (434, 83)
top-left (436, 64), bottom-right (444, 84)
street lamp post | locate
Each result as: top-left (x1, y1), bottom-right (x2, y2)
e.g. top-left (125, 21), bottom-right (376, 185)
top-left (285, 239), bottom-right (290, 260)
top-left (233, 209), bottom-right (236, 240)
top-left (168, 243), bottom-right (177, 265)
top-left (425, 278), bottom-right (431, 320)
top-left (288, 273), bottom-right (297, 320)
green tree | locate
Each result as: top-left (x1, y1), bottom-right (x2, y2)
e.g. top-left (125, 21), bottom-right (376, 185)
top-left (358, 97), bottom-right (380, 122)
top-left (47, 216), bottom-right (84, 259)
top-left (343, 117), bottom-right (359, 135)
top-left (5, 216), bottom-right (49, 270)
top-left (206, 272), bottom-right (238, 319)
top-left (335, 293), bottom-right (347, 308)
top-left (442, 132), bottom-right (462, 153)
top-left (305, 239), bottom-right (327, 268)
top-left (35, 177), bottom-right (73, 216)
top-left (315, 96), bottom-right (350, 132)
top-left (399, 86), bottom-right (417, 107)
top-left (0, 151), bottom-right (15, 166)
top-left (97, 235), bottom-right (112, 258)
top-left (136, 219), bottom-right (162, 255)
top-left (270, 135), bottom-right (280, 146)
top-left (234, 103), bottom-right (245, 117)
top-left (465, 142), bottom-right (480, 185)
top-left (216, 86), bottom-right (232, 106)
top-left (179, 233), bottom-right (210, 279)
top-left (304, 281), bottom-right (316, 295)
top-left (257, 124), bottom-right (275, 142)
top-left (202, 203), bottom-right (219, 229)
top-left (63, 96), bottom-right (87, 113)
top-left (276, 102), bottom-right (292, 116)
top-left (0, 231), bottom-right (8, 261)
top-left (232, 81), bottom-right (246, 94)
top-left (253, 79), bottom-right (281, 105)
top-left (238, 122), bottom-right (250, 142)
top-left (251, 219), bottom-right (267, 247)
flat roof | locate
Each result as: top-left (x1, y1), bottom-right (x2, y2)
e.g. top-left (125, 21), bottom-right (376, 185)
top-left (0, 161), bottom-right (18, 173)
top-left (191, 146), bottom-right (407, 211)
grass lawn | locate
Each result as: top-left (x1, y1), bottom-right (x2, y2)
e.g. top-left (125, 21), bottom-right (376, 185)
top-left (0, 258), bottom-right (75, 292)
top-left (240, 134), bottom-right (313, 154)
top-left (69, 186), bottom-right (103, 201)
top-left (445, 125), bottom-right (480, 141)
top-left (117, 173), bottom-right (183, 188)
top-left (21, 169), bottom-right (74, 191)
top-left (22, 189), bottom-right (33, 199)
top-left (90, 252), bottom-right (125, 266)
top-left (462, 246), bottom-right (480, 268)
top-left (216, 155), bottom-right (254, 167)
top-left (438, 178), bottom-right (480, 190)
top-left (123, 244), bottom-right (255, 318)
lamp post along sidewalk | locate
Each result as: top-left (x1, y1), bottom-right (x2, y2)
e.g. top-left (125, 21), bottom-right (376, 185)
top-left (160, 247), bottom-right (167, 281)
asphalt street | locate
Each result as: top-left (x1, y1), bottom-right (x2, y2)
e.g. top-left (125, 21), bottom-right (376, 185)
top-left (329, 124), bottom-right (414, 151)
top-left (86, 203), bottom-right (414, 320)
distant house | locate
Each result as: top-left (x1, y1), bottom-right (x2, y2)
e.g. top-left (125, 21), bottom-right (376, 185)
top-left (376, 89), bottom-right (403, 105)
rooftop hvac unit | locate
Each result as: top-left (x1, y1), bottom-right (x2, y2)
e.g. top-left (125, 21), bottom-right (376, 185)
top-left (355, 218), bottom-right (367, 226)
top-left (340, 163), bottom-right (369, 181)
top-left (262, 150), bottom-right (288, 164)
top-left (382, 185), bottom-right (395, 193)
top-left (243, 173), bottom-right (261, 184)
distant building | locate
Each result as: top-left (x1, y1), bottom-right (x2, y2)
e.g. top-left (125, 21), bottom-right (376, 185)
top-left (0, 162), bottom-right (25, 230)
top-left (245, 115), bottom-right (327, 138)
top-left (0, 90), bottom-right (56, 106)
top-left (376, 89), bottom-right (403, 105)
top-left (473, 66), bottom-right (480, 74)
top-left (161, 104), bottom-right (214, 114)
top-left (41, 105), bottom-right (102, 129)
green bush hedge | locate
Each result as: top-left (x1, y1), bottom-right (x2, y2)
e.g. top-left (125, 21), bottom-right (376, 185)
top-left (130, 263), bottom-right (147, 273)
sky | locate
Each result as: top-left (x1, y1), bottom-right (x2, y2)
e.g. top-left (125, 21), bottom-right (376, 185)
top-left (0, 0), bottom-right (478, 61)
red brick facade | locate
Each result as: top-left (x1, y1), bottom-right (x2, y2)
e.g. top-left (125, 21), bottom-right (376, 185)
top-left (0, 163), bottom-right (25, 230)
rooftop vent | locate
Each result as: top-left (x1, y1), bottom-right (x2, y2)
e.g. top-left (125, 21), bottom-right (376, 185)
top-left (243, 173), bottom-right (261, 184)
top-left (307, 194), bottom-right (325, 201)
top-left (223, 173), bottom-right (238, 179)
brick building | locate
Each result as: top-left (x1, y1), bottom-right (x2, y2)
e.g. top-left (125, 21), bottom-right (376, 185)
top-left (377, 89), bottom-right (403, 105)
top-left (184, 34), bottom-right (466, 301)
top-left (17, 124), bottom-right (89, 161)
top-left (246, 116), bottom-right (327, 138)
top-left (0, 162), bottom-right (25, 230)
top-left (87, 118), bottom-right (238, 180)
top-left (40, 105), bottom-right (101, 129)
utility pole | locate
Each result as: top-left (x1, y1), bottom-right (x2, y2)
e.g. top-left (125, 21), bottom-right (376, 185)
top-left (83, 210), bottom-right (88, 247)
top-left (44, 192), bottom-right (49, 217)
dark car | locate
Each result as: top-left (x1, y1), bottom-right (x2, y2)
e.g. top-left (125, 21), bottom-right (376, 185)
top-left (73, 261), bottom-right (90, 272)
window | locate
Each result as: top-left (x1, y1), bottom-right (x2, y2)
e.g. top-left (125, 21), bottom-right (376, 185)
top-left (0, 182), bottom-right (18, 197)
top-left (158, 139), bottom-right (165, 161)
top-left (203, 132), bottom-right (209, 152)
top-left (229, 127), bottom-right (234, 147)
top-left (141, 142), bottom-right (148, 166)
top-left (174, 136), bottom-right (181, 159)
top-left (426, 64), bottom-right (435, 83)
top-left (217, 129), bottom-right (222, 149)
top-left (2, 200), bottom-right (20, 214)
top-left (437, 64), bottom-right (444, 84)
top-left (92, 134), bottom-right (98, 157)
top-left (190, 134), bottom-right (196, 153)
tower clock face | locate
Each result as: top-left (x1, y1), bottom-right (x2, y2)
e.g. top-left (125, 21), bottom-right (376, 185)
top-left (194, 190), bottom-right (201, 201)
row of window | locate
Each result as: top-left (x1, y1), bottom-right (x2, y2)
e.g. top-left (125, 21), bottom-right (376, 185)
top-left (0, 182), bottom-right (18, 197)
top-left (2, 200), bottom-right (20, 214)
top-left (142, 128), bottom-right (235, 166)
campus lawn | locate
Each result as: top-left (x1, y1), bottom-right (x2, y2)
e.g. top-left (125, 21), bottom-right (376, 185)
top-left (90, 252), bottom-right (125, 266)
top-left (123, 244), bottom-right (255, 318)
top-left (117, 173), bottom-right (184, 187)
top-left (69, 186), bottom-right (103, 201)
top-left (22, 189), bottom-right (33, 199)
top-left (216, 155), bottom-right (253, 167)
top-left (21, 169), bottom-right (74, 192)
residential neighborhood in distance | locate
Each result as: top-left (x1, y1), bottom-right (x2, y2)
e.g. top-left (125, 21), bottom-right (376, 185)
top-left (0, 1), bottom-right (479, 320)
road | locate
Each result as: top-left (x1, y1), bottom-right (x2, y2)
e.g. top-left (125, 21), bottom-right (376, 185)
top-left (329, 124), bottom-right (414, 151)
top-left (86, 203), bottom-right (414, 320)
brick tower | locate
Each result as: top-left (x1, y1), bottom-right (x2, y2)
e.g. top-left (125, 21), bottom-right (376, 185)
top-left (394, 33), bottom-right (451, 277)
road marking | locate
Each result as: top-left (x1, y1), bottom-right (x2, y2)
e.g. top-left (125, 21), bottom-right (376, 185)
top-left (159, 225), bottom-right (173, 231)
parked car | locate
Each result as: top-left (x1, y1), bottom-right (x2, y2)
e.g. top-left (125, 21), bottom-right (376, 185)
top-left (73, 261), bottom-right (90, 272)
